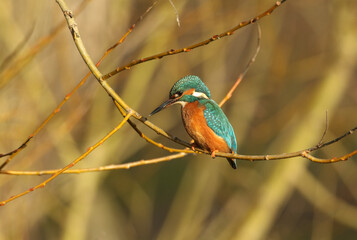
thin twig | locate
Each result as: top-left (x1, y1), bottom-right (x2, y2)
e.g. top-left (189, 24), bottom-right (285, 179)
top-left (168, 0), bottom-right (181, 27)
top-left (308, 126), bottom-right (357, 152)
top-left (0, 0), bottom-right (93, 88)
top-left (317, 110), bottom-right (329, 147)
top-left (0, 2), bottom-right (156, 169)
top-left (1, 125), bottom-right (356, 177)
top-left (0, 138), bottom-right (32, 169)
top-left (0, 1), bottom-right (286, 168)
top-left (211, 125), bottom-right (357, 161)
top-left (0, 112), bottom-right (133, 206)
top-left (219, 23), bottom-right (261, 107)
top-left (301, 150), bottom-right (357, 163)
top-left (0, 153), bottom-right (186, 175)
top-left (0, 0), bottom-right (355, 208)
top-left (52, 0), bottom-right (357, 164)
top-left (102, 0), bottom-right (287, 80)
top-left (0, 26), bottom-right (35, 73)
top-left (113, 101), bottom-right (192, 153)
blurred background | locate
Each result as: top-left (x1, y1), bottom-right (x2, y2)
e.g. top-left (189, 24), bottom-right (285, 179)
top-left (0, 0), bottom-right (357, 239)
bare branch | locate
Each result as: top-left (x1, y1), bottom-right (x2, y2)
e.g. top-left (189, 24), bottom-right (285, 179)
top-left (0, 0), bottom-right (93, 88)
top-left (219, 23), bottom-right (261, 107)
top-left (0, 2), bottom-right (156, 169)
top-left (0, 26), bottom-right (35, 73)
top-left (308, 126), bottom-right (357, 152)
top-left (102, 1), bottom-right (287, 80)
top-left (168, 0), bottom-right (181, 27)
top-left (4, 0), bottom-right (355, 208)
top-left (0, 153), bottom-right (186, 176)
top-left (2, 126), bottom-right (356, 178)
top-left (211, 126), bottom-right (357, 162)
top-left (0, 112), bottom-right (133, 206)
top-left (317, 110), bottom-right (329, 147)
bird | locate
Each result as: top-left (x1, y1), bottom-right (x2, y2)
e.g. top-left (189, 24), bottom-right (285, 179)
top-left (149, 75), bottom-right (237, 169)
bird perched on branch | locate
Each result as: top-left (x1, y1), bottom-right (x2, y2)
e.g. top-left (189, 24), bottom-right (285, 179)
top-left (150, 75), bottom-right (237, 169)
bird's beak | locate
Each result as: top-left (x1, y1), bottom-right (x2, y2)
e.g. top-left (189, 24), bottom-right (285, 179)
top-left (149, 98), bottom-right (178, 116)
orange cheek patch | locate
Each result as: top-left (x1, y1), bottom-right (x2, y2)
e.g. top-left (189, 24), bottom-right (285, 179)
top-left (182, 88), bottom-right (195, 96)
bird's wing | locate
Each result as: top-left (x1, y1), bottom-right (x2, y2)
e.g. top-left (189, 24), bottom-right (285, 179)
top-left (202, 100), bottom-right (237, 152)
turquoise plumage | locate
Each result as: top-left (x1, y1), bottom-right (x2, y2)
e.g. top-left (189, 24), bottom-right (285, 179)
top-left (150, 75), bottom-right (238, 169)
top-left (201, 99), bottom-right (237, 153)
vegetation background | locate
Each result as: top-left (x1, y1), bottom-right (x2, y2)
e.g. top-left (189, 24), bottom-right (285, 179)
top-left (0, 0), bottom-right (356, 239)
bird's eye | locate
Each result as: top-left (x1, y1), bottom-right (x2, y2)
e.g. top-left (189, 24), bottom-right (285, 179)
top-left (174, 91), bottom-right (183, 98)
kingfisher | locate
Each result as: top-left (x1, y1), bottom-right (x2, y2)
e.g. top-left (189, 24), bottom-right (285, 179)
top-left (150, 75), bottom-right (237, 169)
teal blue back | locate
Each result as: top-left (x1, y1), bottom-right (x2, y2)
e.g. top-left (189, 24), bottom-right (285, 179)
top-left (200, 99), bottom-right (237, 153)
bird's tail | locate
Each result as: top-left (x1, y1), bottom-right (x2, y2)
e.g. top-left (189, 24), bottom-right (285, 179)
top-left (226, 158), bottom-right (237, 169)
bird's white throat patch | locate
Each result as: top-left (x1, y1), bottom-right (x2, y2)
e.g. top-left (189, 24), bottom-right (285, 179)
top-left (191, 90), bottom-right (209, 99)
top-left (174, 101), bottom-right (187, 107)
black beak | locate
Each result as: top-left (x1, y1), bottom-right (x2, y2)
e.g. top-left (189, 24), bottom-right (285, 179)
top-left (149, 98), bottom-right (178, 116)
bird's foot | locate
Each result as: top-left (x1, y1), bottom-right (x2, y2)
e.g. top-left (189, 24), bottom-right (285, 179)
top-left (211, 150), bottom-right (218, 159)
top-left (190, 140), bottom-right (198, 152)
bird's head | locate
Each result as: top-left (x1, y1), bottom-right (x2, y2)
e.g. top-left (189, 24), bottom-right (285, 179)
top-left (149, 75), bottom-right (211, 116)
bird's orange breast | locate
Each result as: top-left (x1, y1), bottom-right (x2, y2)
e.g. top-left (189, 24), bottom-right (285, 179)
top-left (182, 101), bottom-right (231, 153)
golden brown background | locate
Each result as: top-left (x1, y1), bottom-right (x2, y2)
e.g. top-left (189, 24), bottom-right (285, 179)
top-left (0, 0), bottom-right (357, 239)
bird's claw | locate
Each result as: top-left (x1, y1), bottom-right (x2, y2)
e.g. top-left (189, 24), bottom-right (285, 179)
top-left (190, 140), bottom-right (198, 151)
top-left (211, 150), bottom-right (218, 158)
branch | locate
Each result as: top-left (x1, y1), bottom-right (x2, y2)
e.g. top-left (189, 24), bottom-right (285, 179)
top-left (44, 0), bottom-right (289, 159)
top-left (0, 153), bottom-right (186, 175)
top-left (308, 126), bottom-right (357, 152)
top-left (55, 0), bottom-right (193, 151)
top-left (211, 126), bottom-right (357, 162)
top-left (301, 150), bottom-right (357, 163)
top-left (102, 0), bottom-right (287, 80)
top-left (54, 0), bottom-right (353, 165)
top-left (0, 112), bottom-right (133, 206)
top-left (219, 23), bottom-right (261, 107)
top-left (8, 0), bottom-right (354, 208)
top-left (0, 2), bottom-right (155, 169)
top-left (0, 1), bottom-right (287, 167)
top-left (0, 0), bottom-right (93, 88)
top-left (2, 126), bottom-right (356, 178)
top-left (0, 25), bottom-right (35, 73)
top-left (0, 137), bottom-right (32, 159)
top-left (113, 101), bottom-right (192, 152)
